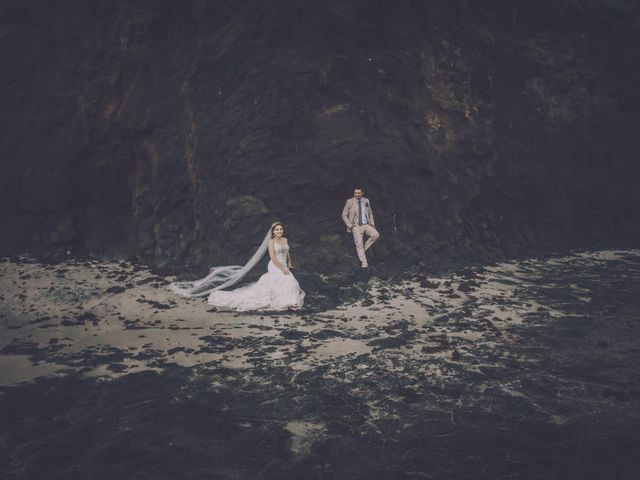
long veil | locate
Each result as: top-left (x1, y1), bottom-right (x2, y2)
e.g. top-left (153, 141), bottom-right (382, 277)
top-left (169, 227), bottom-right (271, 298)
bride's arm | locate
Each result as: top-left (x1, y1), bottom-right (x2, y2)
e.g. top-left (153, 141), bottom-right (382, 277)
top-left (268, 239), bottom-right (290, 274)
top-left (286, 239), bottom-right (292, 269)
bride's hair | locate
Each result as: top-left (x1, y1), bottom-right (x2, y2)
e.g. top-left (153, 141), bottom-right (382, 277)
top-left (270, 222), bottom-right (283, 238)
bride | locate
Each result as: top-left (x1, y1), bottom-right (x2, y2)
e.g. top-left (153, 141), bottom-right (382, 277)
top-left (169, 222), bottom-right (305, 311)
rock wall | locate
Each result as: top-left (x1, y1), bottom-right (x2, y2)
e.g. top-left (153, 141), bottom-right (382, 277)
top-left (2, 0), bottom-right (639, 274)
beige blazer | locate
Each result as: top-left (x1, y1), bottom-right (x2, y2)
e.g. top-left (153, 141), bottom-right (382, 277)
top-left (342, 197), bottom-right (375, 228)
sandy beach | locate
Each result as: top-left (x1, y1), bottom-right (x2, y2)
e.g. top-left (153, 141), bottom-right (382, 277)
top-left (2, 249), bottom-right (640, 478)
top-left (3, 250), bottom-right (630, 384)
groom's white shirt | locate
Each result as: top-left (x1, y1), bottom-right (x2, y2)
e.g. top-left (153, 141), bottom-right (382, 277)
top-left (358, 198), bottom-right (369, 224)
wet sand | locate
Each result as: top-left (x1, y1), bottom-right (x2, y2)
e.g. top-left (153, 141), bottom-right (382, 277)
top-left (1, 250), bottom-right (640, 479)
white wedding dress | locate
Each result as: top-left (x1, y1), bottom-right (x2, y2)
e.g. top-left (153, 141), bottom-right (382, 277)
top-left (206, 240), bottom-right (305, 311)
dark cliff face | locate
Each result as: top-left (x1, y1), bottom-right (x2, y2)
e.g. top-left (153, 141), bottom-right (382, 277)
top-left (2, 0), bottom-right (639, 273)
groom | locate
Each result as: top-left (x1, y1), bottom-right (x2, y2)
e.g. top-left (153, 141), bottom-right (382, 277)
top-left (341, 188), bottom-right (380, 268)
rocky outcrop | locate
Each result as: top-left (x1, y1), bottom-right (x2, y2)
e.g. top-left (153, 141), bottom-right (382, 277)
top-left (2, 0), bottom-right (639, 274)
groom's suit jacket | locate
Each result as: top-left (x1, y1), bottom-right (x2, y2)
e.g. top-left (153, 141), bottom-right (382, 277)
top-left (342, 197), bottom-right (375, 228)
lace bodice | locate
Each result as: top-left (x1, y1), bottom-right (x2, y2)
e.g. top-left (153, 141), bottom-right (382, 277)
top-left (273, 240), bottom-right (288, 265)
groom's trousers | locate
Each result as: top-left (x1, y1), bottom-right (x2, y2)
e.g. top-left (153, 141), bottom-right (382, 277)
top-left (352, 224), bottom-right (379, 266)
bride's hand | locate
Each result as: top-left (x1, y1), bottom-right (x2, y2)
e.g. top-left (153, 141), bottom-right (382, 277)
top-left (282, 268), bottom-right (291, 275)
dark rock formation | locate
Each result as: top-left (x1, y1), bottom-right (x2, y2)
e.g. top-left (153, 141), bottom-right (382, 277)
top-left (2, 0), bottom-right (639, 273)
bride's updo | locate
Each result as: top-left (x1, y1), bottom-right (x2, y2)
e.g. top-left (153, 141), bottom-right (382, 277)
top-left (270, 222), bottom-right (283, 238)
